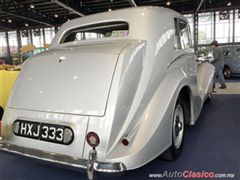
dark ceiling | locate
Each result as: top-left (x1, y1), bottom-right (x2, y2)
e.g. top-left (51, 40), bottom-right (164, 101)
top-left (0, 0), bottom-right (240, 30)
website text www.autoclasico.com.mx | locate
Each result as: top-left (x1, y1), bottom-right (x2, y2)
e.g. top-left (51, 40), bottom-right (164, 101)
top-left (148, 170), bottom-right (236, 179)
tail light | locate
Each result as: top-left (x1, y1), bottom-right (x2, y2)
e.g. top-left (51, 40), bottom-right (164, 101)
top-left (86, 132), bottom-right (100, 148)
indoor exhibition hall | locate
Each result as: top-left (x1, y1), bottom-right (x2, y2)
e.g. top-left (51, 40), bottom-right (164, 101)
top-left (0, 0), bottom-right (239, 180)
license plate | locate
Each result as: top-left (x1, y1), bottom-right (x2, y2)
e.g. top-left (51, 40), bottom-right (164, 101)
top-left (12, 120), bottom-right (74, 145)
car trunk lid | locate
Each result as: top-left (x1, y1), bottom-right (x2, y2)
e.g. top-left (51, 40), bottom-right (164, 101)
top-left (9, 41), bottom-right (129, 116)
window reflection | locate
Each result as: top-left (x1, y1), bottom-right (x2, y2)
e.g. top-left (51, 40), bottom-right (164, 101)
top-left (184, 14), bottom-right (194, 41)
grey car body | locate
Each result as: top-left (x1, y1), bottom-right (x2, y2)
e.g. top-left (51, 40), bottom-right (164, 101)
top-left (223, 46), bottom-right (240, 78)
top-left (0, 7), bottom-right (215, 179)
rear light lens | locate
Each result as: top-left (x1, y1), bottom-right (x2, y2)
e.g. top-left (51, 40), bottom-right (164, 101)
top-left (86, 132), bottom-right (100, 148)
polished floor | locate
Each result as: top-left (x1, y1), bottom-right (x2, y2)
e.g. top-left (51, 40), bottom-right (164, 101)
top-left (0, 79), bottom-right (239, 180)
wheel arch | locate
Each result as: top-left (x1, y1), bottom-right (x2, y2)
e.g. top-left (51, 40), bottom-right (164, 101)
top-left (160, 85), bottom-right (192, 161)
top-left (224, 64), bottom-right (231, 70)
top-left (178, 86), bottom-right (192, 125)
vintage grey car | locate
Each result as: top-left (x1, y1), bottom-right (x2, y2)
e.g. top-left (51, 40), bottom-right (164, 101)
top-left (0, 7), bottom-right (214, 179)
top-left (223, 45), bottom-right (240, 78)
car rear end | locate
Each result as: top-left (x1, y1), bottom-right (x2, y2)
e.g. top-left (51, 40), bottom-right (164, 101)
top-left (0, 40), bottom-right (129, 165)
top-left (0, 23), bottom-right (146, 177)
top-left (0, 7), bottom-right (172, 178)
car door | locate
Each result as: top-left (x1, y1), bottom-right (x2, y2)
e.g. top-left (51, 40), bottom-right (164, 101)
top-left (173, 17), bottom-right (204, 120)
top-left (173, 18), bottom-right (196, 78)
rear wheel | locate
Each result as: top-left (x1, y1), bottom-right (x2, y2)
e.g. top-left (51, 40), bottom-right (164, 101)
top-left (161, 96), bottom-right (187, 161)
top-left (223, 66), bottom-right (232, 79)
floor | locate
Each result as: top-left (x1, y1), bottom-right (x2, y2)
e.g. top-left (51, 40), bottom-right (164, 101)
top-left (215, 78), bottom-right (240, 95)
top-left (0, 79), bottom-right (239, 180)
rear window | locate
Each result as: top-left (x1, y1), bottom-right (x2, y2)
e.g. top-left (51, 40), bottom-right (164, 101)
top-left (60, 21), bottom-right (129, 44)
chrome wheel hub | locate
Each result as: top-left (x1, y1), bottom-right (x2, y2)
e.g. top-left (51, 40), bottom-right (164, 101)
top-left (173, 104), bottom-right (184, 149)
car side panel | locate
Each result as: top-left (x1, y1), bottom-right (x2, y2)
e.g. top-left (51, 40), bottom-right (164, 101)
top-left (104, 67), bottom-right (194, 169)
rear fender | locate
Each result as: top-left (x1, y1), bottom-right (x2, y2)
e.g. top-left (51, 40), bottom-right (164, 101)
top-left (82, 41), bottom-right (147, 161)
top-left (105, 68), bottom-right (192, 169)
top-left (197, 62), bottom-right (214, 101)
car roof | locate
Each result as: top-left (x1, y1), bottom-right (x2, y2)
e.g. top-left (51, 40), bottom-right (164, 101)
top-left (51, 6), bottom-right (183, 48)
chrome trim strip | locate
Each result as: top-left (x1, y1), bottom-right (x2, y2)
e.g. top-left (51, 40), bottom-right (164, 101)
top-left (0, 142), bottom-right (126, 173)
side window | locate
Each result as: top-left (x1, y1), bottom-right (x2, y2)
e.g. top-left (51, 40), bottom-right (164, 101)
top-left (174, 18), bottom-right (181, 49)
top-left (178, 20), bottom-right (191, 49)
top-left (174, 18), bottom-right (192, 50)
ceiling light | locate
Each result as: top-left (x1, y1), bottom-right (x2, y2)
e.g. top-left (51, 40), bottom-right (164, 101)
top-left (8, 19), bottom-right (12, 23)
top-left (54, 14), bottom-right (59, 18)
top-left (25, 23), bottom-right (29, 27)
top-left (30, 4), bottom-right (35, 8)
top-left (227, 2), bottom-right (231, 6)
top-left (166, 1), bottom-right (171, 6)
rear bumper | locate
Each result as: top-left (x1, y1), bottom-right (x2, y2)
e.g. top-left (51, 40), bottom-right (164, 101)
top-left (0, 141), bottom-right (126, 174)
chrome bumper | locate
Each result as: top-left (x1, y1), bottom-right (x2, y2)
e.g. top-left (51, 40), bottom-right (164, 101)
top-left (0, 141), bottom-right (126, 174)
